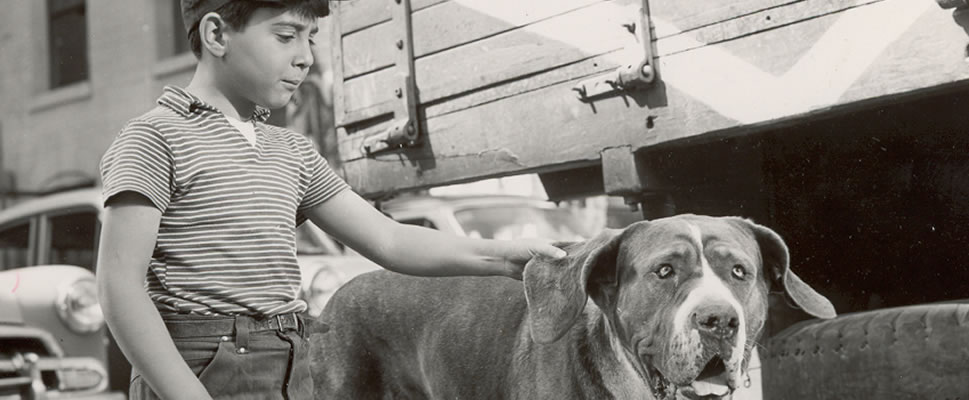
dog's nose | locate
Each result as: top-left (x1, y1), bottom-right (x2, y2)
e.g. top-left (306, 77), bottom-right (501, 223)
top-left (692, 302), bottom-right (739, 340)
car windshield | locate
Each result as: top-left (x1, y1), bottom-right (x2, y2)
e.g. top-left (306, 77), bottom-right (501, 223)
top-left (454, 205), bottom-right (591, 241)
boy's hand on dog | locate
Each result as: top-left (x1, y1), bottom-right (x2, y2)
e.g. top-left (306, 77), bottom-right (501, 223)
top-left (501, 239), bottom-right (567, 280)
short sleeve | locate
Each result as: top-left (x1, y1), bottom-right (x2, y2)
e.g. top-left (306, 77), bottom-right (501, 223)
top-left (297, 141), bottom-right (350, 217)
top-left (99, 121), bottom-right (174, 211)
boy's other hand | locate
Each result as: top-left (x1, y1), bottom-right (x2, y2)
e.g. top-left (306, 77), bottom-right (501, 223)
top-left (501, 239), bottom-right (567, 280)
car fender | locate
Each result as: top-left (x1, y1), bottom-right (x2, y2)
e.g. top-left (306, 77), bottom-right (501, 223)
top-left (1, 265), bottom-right (107, 363)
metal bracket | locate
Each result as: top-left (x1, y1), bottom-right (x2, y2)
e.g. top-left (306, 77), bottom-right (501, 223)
top-left (362, 0), bottom-right (421, 155)
top-left (573, 0), bottom-right (655, 101)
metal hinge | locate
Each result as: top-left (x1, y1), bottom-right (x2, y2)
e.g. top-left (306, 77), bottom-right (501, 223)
top-left (362, 0), bottom-right (421, 156)
top-left (573, 0), bottom-right (656, 101)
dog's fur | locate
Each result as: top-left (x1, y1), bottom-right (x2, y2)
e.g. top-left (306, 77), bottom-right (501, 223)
top-left (312, 215), bottom-right (835, 399)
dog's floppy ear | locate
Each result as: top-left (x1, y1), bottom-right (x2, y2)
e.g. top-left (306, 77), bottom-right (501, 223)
top-left (523, 229), bottom-right (623, 344)
top-left (743, 220), bottom-right (836, 319)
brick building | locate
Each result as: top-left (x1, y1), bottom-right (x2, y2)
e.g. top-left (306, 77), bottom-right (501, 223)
top-left (0, 0), bottom-right (333, 208)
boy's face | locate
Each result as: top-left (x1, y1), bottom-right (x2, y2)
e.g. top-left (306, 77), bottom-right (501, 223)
top-left (220, 8), bottom-right (318, 109)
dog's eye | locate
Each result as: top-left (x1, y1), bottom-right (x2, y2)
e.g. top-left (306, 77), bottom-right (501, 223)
top-left (656, 264), bottom-right (674, 279)
top-left (731, 265), bottom-right (747, 279)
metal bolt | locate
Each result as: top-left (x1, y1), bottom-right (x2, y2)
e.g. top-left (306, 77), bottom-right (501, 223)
top-left (396, 39), bottom-right (404, 49)
top-left (236, 347), bottom-right (248, 354)
top-left (220, 336), bottom-right (230, 342)
top-left (394, 88), bottom-right (403, 98)
top-left (640, 64), bottom-right (655, 83)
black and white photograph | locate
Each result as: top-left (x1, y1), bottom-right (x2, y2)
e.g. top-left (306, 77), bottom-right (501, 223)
top-left (1, 0), bottom-right (968, 399)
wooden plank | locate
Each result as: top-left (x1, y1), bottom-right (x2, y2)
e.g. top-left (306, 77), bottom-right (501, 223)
top-left (340, 0), bottom-right (814, 79)
top-left (338, 0), bottom-right (907, 124)
top-left (341, 0), bottom-right (606, 79)
top-left (342, 0), bottom-right (636, 121)
top-left (654, 0), bottom-right (957, 125)
top-left (657, 0), bottom-right (882, 57)
top-left (838, 6), bottom-right (969, 105)
top-left (649, 0), bottom-right (796, 39)
top-left (340, 51), bottom-right (617, 129)
top-left (339, 50), bottom-right (619, 153)
top-left (335, 0), bottom-right (969, 197)
top-left (339, 0), bottom-right (448, 35)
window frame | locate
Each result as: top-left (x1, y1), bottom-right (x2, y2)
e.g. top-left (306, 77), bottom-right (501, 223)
top-left (0, 217), bottom-right (39, 270)
top-left (35, 205), bottom-right (101, 270)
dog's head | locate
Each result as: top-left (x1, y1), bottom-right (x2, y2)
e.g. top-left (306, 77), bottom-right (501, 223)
top-left (523, 214), bottom-right (835, 400)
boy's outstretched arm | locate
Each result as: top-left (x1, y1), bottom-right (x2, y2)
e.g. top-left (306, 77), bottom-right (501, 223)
top-left (305, 190), bottom-right (566, 279)
top-left (96, 192), bottom-right (213, 400)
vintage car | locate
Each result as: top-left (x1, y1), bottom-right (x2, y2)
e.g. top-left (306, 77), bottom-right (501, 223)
top-left (296, 193), bottom-right (600, 316)
top-left (0, 188), bottom-right (130, 394)
top-left (0, 265), bottom-right (122, 399)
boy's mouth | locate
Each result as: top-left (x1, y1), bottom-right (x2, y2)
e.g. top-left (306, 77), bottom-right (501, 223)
top-left (281, 79), bottom-right (302, 88)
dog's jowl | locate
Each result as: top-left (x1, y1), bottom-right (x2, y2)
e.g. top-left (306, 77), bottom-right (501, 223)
top-left (313, 214), bottom-right (835, 400)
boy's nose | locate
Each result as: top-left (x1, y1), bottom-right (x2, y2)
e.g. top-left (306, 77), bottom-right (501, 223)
top-left (294, 42), bottom-right (314, 69)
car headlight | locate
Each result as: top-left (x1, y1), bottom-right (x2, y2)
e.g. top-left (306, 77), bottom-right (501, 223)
top-left (56, 277), bottom-right (105, 334)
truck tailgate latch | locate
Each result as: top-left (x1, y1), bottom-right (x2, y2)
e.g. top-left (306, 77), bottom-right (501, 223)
top-left (573, 0), bottom-right (656, 101)
top-left (363, 0), bottom-right (421, 156)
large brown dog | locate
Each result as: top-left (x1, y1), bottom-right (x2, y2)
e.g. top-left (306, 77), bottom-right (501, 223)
top-left (313, 215), bottom-right (835, 399)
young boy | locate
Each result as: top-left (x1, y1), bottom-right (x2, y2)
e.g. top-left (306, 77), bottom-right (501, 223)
top-left (96, 1), bottom-right (566, 399)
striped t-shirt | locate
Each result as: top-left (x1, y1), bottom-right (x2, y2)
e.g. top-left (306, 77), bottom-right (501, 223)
top-left (99, 86), bottom-right (349, 317)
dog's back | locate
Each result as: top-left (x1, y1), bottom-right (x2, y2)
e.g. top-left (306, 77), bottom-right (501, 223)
top-left (313, 269), bottom-right (529, 399)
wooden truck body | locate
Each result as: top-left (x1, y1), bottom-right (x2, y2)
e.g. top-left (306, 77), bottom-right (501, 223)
top-left (328, 0), bottom-right (969, 203)
top-left (325, 1), bottom-right (969, 398)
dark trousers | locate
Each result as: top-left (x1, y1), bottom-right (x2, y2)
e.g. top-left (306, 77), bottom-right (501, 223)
top-left (129, 313), bottom-right (314, 399)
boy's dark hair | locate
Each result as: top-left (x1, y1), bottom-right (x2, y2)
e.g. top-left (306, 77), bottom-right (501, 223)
top-left (188, 1), bottom-right (323, 58)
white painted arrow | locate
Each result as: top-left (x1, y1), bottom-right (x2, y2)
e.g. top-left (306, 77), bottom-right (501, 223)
top-left (453, 0), bottom-right (935, 124)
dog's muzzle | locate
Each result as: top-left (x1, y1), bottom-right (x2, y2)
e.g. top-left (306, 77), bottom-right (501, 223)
top-left (643, 302), bottom-right (744, 400)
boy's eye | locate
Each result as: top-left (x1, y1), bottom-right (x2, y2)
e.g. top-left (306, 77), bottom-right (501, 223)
top-left (276, 34), bottom-right (296, 42)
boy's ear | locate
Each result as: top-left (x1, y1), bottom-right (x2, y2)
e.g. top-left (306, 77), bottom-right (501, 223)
top-left (199, 12), bottom-right (228, 58)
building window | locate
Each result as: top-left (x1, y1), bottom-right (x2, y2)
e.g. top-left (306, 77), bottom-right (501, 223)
top-left (47, 0), bottom-right (89, 88)
top-left (158, 0), bottom-right (190, 58)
